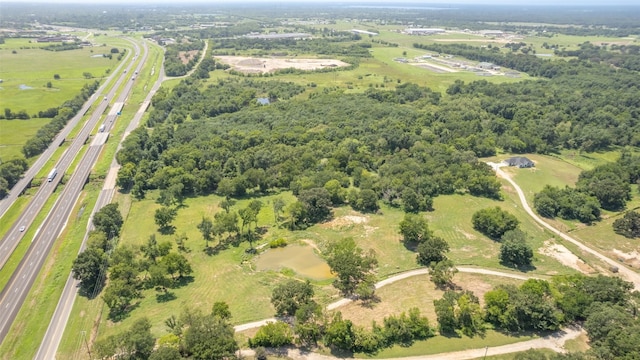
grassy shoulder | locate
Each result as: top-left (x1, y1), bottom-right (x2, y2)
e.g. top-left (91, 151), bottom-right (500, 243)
top-left (0, 183), bottom-right (100, 360)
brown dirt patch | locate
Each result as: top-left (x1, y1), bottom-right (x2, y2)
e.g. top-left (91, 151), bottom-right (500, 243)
top-left (322, 214), bottom-right (368, 230)
top-left (215, 56), bottom-right (350, 74)
top-left (178, 50), bottom-right (199, 65)
top-left (612, 249), bottom-right (640, 269)
top-left (539, 241), bottom-right (595, 274)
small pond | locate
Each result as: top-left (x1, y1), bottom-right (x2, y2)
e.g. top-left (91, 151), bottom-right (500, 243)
top-left (254, 245), bottom-right (333, 280)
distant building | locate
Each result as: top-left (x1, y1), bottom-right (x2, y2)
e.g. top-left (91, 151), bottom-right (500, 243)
top-left (352, 29), bottom-right (378, 36)
top-left (257, 98), bottom-right (270, 105)
top-left (505, 156), bottom-right (534, 168)
top-left (404, 28), bottom-right (445, 35)
top-left (479, 30), bottom-right (505, 37)
top-left (244, 32), bottom-right (311, 40)
top-left (477, 62), bottom-right (496, 70)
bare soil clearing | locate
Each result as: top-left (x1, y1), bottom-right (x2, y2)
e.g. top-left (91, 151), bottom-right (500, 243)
top-left (539, 242), bottom-right (595, 274)
top-left (215, 56), bottom-right (350, 74)
top-left (178, 50), bottom-right (199, 65)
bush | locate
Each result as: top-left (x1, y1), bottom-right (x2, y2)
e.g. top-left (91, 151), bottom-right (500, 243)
top-left (248, 321), bottom-right (293, 348)
top-left (269, 238), bottom-right (287, 248)
top-left (472, 207), bottom-right (519, 239)
top-left (613, 211), bottom-right (640, 238)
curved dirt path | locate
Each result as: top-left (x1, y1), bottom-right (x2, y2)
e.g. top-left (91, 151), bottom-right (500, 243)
top-left (489, 163), bottom-right (640, 290)
top-left (236, 267), bottom-right (540, 328)
top-left (234, 266), bottom-right (572, 359)
top-left (239, 326), bottom-right (583, 360)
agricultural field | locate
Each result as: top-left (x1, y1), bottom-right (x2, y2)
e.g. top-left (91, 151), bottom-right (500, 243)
top-left (0, 36), bottom-right (129, 161)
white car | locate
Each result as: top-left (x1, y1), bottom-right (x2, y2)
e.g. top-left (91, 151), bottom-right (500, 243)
top-left (19, 226), bottom-right (25, 232)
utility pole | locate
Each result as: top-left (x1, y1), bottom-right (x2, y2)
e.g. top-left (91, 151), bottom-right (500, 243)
top-left (82, 331), bottom-right (92, 359)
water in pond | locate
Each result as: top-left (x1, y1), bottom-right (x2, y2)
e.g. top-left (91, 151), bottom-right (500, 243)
top-left (255, 245), bottom-right (333, 280)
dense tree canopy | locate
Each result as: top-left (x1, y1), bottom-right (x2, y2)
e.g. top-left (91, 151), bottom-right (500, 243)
top-left (472, 207), bottom-right (519, 239)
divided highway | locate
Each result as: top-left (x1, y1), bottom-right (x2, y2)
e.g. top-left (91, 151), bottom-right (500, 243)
top-left (0, 41), bottom-right (138, 271)
top-left (0, 38), bottom-right (149, 344)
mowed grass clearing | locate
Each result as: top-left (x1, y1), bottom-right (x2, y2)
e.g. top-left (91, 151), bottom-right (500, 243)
top-left (0, 117), bottom-right (49, 161)
top-left (337, 273), bottom-right (525, 329)
top-left (0, 40), bottom-right (117, 113)
top-left (84, 178), bottom-right (576, 347)
top-left (0, 36), bottom-right (130, 161)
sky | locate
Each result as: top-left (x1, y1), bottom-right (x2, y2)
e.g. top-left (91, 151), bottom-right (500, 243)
top-left (2, 0), bottom-right (639, 5)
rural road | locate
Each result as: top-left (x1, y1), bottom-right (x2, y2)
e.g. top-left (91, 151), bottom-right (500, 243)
top-left (489, 162), bottom-right (640, 290)
top-left (240, 326), bottom-right (583, 360)
top-left (235, 266), bottom-right (577, 359)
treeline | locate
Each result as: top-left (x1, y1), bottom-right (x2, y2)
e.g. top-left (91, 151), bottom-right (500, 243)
top-left (163, 40), bottom-right (205, 77)
top-left (212, 37), bottom-right (372, 58)
top-left (94, 272), bottom-right (638, 359)
top-left (556, 42), bottom-right (640, 72)
top-left (41, 42), bottom-right (81, 51)
top-left (0, 158), bottom-right (28, 198)
top-left (116, 80), bottom-right (503, 216)
top-left (22, 80), bottom-right (100, 158)
top-left (414, 42), bottom-right (568, 78)
top-left (534, 152), bottom-right (640, 223)
top-left (72, 203), bottom-right (193, 320)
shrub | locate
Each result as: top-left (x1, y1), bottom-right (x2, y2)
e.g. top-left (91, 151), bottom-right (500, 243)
top-left (248, 321), bottom-right (293, 348)
top-left (269, 238), bottom-right (287, 248)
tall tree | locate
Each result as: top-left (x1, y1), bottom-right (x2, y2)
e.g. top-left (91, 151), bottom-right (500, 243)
top-left (155, 206), bottom-right (177, 232)
top-left (326, 238), bottom-right (378, 298)
top-left (93, 203), bottom-right (123, 238)
top-left (72, 247), bottom-right (107, 296)
top-left (271, 279), bottom-right (315, 316)
top-left (197, 216), bottom-right (214, 248)
top-left (499, 229), bottom-right (534, 268)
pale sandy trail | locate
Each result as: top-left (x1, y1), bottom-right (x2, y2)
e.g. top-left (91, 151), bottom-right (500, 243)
top-left (238, 266), bottom-right (539, 328)
top-left (488, 162), bottom-right (640, 290)
top-left (238, 326), bottom-right (584, 360)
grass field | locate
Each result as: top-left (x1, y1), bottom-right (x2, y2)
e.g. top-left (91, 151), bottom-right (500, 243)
top-left (21, 27), bottom-right (628, 359)
top-left (0, 117), bottom-right (50, 160)
top-left (357, 329), bottom-right (537, 359)
top-left (0, 36), bottom-right (130, 161)
top-left (70, 178), bottom-right (577, 355)
top-left (0, 37), bottom-right (153, 359)
top-left (480, 349), bottom-right (557, 360)
top-left (338, 273), bottom-right (524, 329)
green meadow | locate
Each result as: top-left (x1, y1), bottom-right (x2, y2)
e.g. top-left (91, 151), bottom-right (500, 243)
top-left (0, 36), bottom-right (129, 161)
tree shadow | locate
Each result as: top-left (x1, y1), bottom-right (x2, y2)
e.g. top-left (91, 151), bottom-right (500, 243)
top-left (500, 262), bottom-right (537, 273)
top-left (156, 291), bottom-right (176, 303)
top-left (439, 330), bottom-right (462, 339)
top-left (402, 240), bottom-right (418, 252)
top-left (108, 301), bottom-right (140, 322)
top-left (78, 281), bottom-right (105, 299)
top-left (172, 275), bottom-right (194, 289)
top-left (359, 295), bottom-right (381, 309)
top-left (159, 225), bottom-right (176, 235)
top-left (328, 346), bottom-right (354, 358)
top-left (204, 240), bottom-right (230, 256)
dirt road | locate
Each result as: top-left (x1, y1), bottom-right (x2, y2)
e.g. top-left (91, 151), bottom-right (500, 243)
top-left (238, 326), bottom-right (584, 360)
top-left (489, 162), bottom-right (640, 290)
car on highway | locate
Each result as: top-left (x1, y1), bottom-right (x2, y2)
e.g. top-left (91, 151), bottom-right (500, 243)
top-left (19, 226), bottom-right (25, 232)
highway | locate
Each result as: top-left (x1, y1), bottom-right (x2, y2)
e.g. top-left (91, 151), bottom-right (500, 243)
top-left (0, 45), bottom-right (130, 219)
top-left (35, 58), bottom-right (163, 360)
top-left (0, 38), bottom-right (148, 344)
top-left (0, 41), bottom-right (137, 271)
